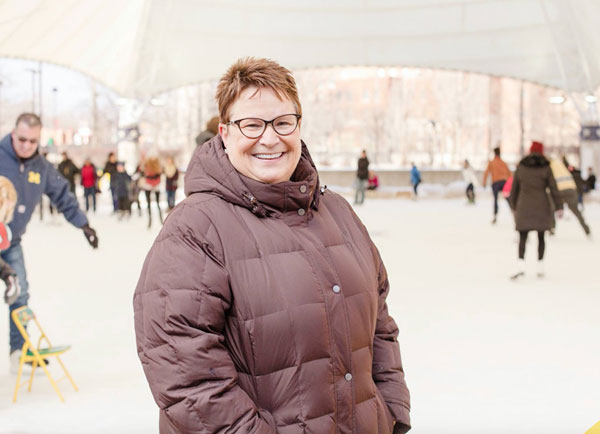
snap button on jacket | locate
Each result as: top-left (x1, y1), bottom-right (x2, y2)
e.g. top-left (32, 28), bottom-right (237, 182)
top-left (134, 136), bottom-right (410, 433)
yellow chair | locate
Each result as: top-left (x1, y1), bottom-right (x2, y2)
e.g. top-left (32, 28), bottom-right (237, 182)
top-left (11, 306), bottom-right (78, 402)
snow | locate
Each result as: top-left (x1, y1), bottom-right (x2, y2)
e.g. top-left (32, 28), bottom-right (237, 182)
top-left (0, 193), bottom-right (598, 434)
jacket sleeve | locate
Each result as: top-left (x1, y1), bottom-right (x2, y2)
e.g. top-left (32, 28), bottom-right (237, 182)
top-left (372, 246), bottom-right (411, 433)
top-left (44, 163), bottom-right (88, 228)
top-left (509, 169), bottom-right (520, 211)
top-left (133, 205), bottom-right (276, 434)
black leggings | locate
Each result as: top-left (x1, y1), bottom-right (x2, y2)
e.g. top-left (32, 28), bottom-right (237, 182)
top-left (518, 230), bottom-right (545, 260)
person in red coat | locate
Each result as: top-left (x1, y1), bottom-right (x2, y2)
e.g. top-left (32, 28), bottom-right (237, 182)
top-left (80, 158), bottom-right (98, 212)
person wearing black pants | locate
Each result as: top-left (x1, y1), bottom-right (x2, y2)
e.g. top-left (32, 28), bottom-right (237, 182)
top-left (509, 141), bottom-right (562, 280)
top-left (518, 230), bottom-right (545, 263)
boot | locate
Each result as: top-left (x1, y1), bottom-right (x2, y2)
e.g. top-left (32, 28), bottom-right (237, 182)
top-left (536, 260), bottom-right (545, 278)
top-left (510, 259), bottom-right (525, 280)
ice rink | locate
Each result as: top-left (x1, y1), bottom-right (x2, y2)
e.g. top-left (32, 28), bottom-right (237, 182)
top-left (0, 193), bottom-right (598, 434)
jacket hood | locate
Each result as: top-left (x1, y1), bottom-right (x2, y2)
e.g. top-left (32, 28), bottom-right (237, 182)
top-left (0, 133), bottom-right (40, 163)
top-left (519, 153), bottom-right (549, 168)
top-left (0, 134), bottom-right (18, 162)
top-left (184, 134), bottom-right (321, 217)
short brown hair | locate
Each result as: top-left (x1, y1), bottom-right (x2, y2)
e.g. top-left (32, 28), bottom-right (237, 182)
top-left (215, 57), bottom-right (302, 122)
top-left (15, 113), bottom-right (42, 128)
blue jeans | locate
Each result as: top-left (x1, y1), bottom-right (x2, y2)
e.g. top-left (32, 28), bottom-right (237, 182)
top-left (354, 179), bottom-right (367, 204)
top-left (84, 187), bottom-right (96, 211)
top-left (166, 190), bottom-right (176, 209)
top-left (110, 186), bottom-right (119, 211)
top-left (1, 243), bottom-right (29, 353)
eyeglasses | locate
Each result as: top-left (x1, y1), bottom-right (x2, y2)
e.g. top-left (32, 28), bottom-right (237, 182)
top-left (227, 114), bottom-right (301, 139)
top-left (17, 137), bottom-right (38, 145)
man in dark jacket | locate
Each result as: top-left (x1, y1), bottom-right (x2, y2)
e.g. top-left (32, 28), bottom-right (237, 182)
top-left (57, 151), bottom-right (79, 195)
top-left (103, 152), bottom-right (118, 212)
top-left (354, 149), bottom-right (369, 205)
top-left (0, 113), bottom-right (99, 374)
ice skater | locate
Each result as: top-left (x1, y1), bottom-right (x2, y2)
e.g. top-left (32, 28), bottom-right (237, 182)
top-left (139, 156), bottom-right (163, 228)
top-left (410, 162), bottom-right (421, 198)
top-left (483, 146), bottom-right (511, 223)
top-left (549, 157), bottom-right (591, 236)
top-left (462, 159), bottom-right (479, 204)
top-left (0, 113), bottom-right (98, 374)
top-left (509, 141), bottom-right (562, 280)
top-left (354, 150), bottom-right (369, 205)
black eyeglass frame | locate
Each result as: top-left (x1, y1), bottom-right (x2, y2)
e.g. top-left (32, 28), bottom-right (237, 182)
top-left (227, 114), bottom-right (301, 139)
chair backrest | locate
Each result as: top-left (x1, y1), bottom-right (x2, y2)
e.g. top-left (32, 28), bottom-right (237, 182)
top-left (13, 306), bottom-right (35, 328)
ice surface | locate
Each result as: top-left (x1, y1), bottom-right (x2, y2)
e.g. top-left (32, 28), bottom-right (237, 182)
top-left (0, 193), bottom-right (598, 434)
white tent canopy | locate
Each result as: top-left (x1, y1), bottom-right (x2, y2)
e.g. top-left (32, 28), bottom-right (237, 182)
top-left (0, 0), bottom-right (599, 98)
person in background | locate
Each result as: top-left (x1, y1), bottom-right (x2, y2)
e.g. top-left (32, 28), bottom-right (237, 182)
top-left (103, 152), bottom-right (119, 213)
top-left (368, 170), bottom-right (379, 190)
top-left (139, 156), bottom-right (163, 228)
top-left (562, 156), bottom-right (585, 207)
top-left (39, 150), bottom-right (56, 221)
top-left (0, 113), bottom-right (98, 374)
top-left (354, 149), bottom-right (369, 205)
top-left (549, 158), bottom-right (591, 236)
top-left (195, 116), bottom-right (219, 147)
top-left (585, 167), bottom-right (596, 192)
top-left (462, 159), bottom-right (479, 204)
top-left (130, 164), bottom-right (143, 217)
top-left (163, 156), bottom-right (179, 211)
top-left (112, 162), bottom-right (132, 219)
top-left (410, 162), bottom-right (421, 198)
top-left (58, 151), bottom-right (79, 196)
top-left (483, 146), bottom-right (511, 223)
top-left (510, 141), bottom-right (562, 280)
top-left (81, 158), bottom-right (98, 212)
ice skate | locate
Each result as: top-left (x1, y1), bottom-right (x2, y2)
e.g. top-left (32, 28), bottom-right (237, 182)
top-left (536, 260), bottom-right (545, 278)
top-left (491, 215), bottom-right (497, 224)
top-left (510, 259), bottom-right (525, 280)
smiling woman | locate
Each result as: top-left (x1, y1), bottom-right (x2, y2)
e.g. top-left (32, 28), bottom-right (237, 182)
top-left (134, 57), bottom-right (411, 434)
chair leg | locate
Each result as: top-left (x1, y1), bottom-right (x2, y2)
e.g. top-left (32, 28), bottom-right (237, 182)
top-left (27, 359), bottom-right (37, 392)
top-left (37, 357), bottom-right (65, 402)
top-left (56, 356), bottom-right (78, 392)
top-left (12, 356), bottom-right (25, 403)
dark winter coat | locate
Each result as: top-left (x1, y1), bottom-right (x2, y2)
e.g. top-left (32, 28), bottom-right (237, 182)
top-left (509, 153), bottom-right (561, 231)
top-left (134, 135), bottom-right (411, 434)
top-left (104, 160), bottom-right (118, 187)
top-left (195, 129), bottom-right (215, 147)
top-left (112, 171), bottom-right (131, 199)
top-left (357, 157), bottom-right (370, 180)
top-left (57, 158), bottom-right (79, 192)
top-left (165, 168), bottom-right (179, 192)
top-left (0, 134), bottom-right (87, 245)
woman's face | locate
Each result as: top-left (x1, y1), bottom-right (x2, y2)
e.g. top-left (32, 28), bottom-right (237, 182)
top-left (219, 86), bottom-right (301, 184)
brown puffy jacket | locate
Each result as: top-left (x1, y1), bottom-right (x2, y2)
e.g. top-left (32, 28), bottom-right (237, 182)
top-left (134, 135), bottom-right (411, 433)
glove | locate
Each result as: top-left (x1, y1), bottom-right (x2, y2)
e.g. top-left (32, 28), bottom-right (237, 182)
top-left (1, 260), bottom-right (21, 305)
top-left (82, 224), bottom-right (99, 249)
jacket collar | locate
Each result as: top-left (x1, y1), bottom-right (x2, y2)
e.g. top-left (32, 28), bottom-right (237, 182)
top-left (0, 133), bottom-right (40, 165)
top-left (184, 134), bottom-right (321, 217)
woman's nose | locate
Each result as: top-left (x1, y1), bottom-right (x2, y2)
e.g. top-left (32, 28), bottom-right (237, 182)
top-left (259, 123), bottom-right (279, 145)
